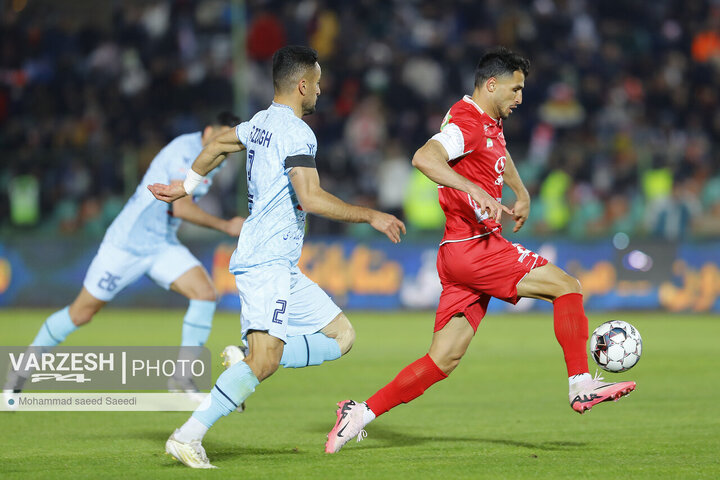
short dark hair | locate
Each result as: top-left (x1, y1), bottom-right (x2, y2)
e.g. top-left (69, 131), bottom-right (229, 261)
top-left (215, 111), bottom-right (240, 127)
top-left (474, 47), bottom-right (530, 88)
top-left (272, 45), bottom-right (319, 93)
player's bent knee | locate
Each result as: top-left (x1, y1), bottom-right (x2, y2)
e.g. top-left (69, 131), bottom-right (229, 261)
top-left (545, 272), bottom-right (582, 300)
top-left (335, 324), bottom-right (355, 355)
top-left (322, 313), bottom-right (355, 355)
top-left (559, 274), bottom-right (582, 296)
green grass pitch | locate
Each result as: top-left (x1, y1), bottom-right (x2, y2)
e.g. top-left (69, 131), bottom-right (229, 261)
top-left (1, 308), bottom-right (718, 479)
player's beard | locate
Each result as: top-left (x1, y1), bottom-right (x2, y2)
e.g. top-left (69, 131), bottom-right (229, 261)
top-left (498, 104), bottom-right (511, 119)
top-left (302, 99), bottom-right (317, 116)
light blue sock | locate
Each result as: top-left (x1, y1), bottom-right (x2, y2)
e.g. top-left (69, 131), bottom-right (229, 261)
top-left (181, 300), bottom-right (216, 347)
top-left (280, 333), bottom-right (341, 368)
top-left (192, 361), bottom-right (259, 428)
top-left (31, 306), bottom-right (78, 347)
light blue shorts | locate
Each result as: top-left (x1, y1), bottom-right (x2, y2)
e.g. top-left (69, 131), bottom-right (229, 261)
top-left (83, 242), bottom-right (201, 301)
top-left (234, 264), bottom-right (342, 343)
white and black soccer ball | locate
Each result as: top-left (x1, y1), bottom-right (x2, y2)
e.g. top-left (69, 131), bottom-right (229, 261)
top-left (590, 320), bottom-right (642, 373)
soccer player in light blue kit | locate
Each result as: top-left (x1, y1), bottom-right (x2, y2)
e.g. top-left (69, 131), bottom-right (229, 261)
top-left (2, 112), bottom-right (245, 400)
top-left (150, 46), bottom-right (406, 468)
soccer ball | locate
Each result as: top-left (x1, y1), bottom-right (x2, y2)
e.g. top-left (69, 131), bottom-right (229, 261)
top-left (590, 320), bottom-right (642, 373)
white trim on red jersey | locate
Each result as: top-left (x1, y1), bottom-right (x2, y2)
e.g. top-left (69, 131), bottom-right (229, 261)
top-left (438, 229), bottom-right (499, 246)
top-left (461, 95), bottom-right (500, 123)
top-left (431, 123), bottom-right (467, 161)
top-left (461, 95), bottom-right (485, 115)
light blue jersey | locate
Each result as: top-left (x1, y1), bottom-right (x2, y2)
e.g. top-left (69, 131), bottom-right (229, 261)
top-left (104, 132), bottom-right (219, 255)
top-left (229, 102), bottom-right (317, 272)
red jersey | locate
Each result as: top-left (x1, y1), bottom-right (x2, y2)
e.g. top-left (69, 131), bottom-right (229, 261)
top-left (431, 95), bottom-right (507, 244)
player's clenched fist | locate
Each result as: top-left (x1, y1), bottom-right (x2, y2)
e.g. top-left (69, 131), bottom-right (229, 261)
top-left (369, 211), bottom-right (406, 244)
top-left (512, 197), bottom-right (530, 232)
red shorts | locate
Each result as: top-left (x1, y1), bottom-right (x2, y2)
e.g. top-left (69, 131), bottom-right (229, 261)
top-left (434, 231), bottom-right (548, 332)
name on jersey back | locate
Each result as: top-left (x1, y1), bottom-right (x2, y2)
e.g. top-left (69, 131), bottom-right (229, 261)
top-left (248, 125), bottom-right (272, 148)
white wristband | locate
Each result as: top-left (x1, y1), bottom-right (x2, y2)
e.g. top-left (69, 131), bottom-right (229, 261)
top-left (183, 169), bottom-right (205, 195)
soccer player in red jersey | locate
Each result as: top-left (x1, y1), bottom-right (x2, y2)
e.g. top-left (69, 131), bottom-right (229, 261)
top-left (325, 47), bottom-right (637, 454)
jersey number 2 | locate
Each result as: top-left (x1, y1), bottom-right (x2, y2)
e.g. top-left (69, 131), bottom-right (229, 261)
top-left (272, 300), bottom-right (287, 325)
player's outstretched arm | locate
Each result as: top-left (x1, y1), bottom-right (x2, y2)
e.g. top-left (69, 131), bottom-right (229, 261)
top-left (412, 140), bottom-right (513, 223)
top-left (190, 128), bottom-right (247, 176)
top-left (170, 182), bottom-right (245, 236)
top-left (502, 149), bottom-right (530, 233)
top-left (148, 129), bottom-right (246, 203)
top-left (289, 167), bottom-right (406, 243)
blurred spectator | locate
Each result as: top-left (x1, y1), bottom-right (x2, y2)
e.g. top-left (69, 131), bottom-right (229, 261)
top-left (247, 11), bottom-right (286, 61)
top-left (538, 83), bottom-right (585, 128)
top-left (692, 29), bottom-right (720, 64)
top-left (646, 179), bottom-right (703, 240)
top-left (694, 173), bottom-right (720, 237)
top-left (1, 0), bottom-right (719, 242)
top-left (403, 169), bottom-right (445, 232)
top-left (538, 169), bottom-right (571, 233)
top-left (376, 141), bottom-right (412, 220)
top-left (8, 174), bottom-right (39, 226)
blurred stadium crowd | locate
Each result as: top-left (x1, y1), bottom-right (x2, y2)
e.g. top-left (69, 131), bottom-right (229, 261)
top-left (1, 0), bottom-right (719, 240)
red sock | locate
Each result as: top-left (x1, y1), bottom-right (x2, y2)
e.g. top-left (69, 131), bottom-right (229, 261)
top-left (365, 354), bottom-right (448, 417)
top-left (553, 293), bottom-right (590, 376)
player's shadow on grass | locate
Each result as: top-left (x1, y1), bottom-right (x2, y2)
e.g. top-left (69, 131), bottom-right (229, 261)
top-left (201, 444), bottom-right (305, 461)
top-left (130, 430), bottom-right (305, 458)
top-left (314, 424), bottom-right (587, 452)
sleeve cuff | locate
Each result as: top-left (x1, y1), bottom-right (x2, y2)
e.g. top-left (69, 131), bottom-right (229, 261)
top-left (431, 123), bottom-right (465, 161)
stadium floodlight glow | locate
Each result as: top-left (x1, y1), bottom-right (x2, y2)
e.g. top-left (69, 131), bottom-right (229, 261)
top-left (624, 250), bottom-right (653, 272)
top-left (612, 232), bottom-right (630, 250)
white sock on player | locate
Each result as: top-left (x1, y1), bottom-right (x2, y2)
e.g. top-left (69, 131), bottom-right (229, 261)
top-left (362, 402), bottom-right (376, 425)
top-left (568, 373), bottom-right (591, 387)
top-left (175, 416), bottom-right (209, 443)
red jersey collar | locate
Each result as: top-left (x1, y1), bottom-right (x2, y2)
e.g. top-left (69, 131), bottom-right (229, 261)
top-left (462, 95), bottom-right (502, 127)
